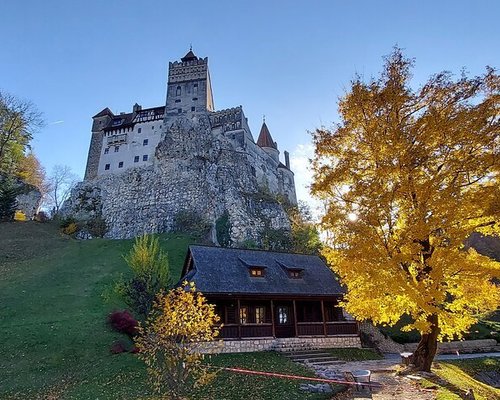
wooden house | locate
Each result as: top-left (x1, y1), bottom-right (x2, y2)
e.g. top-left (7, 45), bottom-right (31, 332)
top-left (180, 245), bottom-right (359, 340)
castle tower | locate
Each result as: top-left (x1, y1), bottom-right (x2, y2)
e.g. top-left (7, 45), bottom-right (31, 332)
top-left (256, 120), bottom-right (279, 163)
top-left (84, 107), bottom-right (114, 180)
top-left (165, 49), bottom-right (214, 117)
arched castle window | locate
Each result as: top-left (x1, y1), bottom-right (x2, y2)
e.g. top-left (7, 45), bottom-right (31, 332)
top-left (176, 86), bottom-right (181, 96)
top-left (193, 83), bottom-right (198, 95)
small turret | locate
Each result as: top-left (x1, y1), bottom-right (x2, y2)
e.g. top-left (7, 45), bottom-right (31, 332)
top-left (256, 119), bottom-right (279, 163)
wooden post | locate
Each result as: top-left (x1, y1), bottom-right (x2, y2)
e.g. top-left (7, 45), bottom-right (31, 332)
top-left (321, 300), bottom-right (327, 337)
top-left (237, 299), bottom-right (241, 339)
top-left (292, 300), bottom-right (298, 337)
top-left (270, 300), bottom-right (276, 338)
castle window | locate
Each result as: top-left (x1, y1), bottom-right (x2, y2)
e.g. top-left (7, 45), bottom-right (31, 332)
top-left (143, 139), bottom-right (148, 146)
top-left (138, 127), bottom-right (142, 133)
top-left (104, 148), bottom-right (109, 154)
top-left (105, 164), bottom-right (110, 170)
top-left (175, 99), bottom-right (181, 103)
top-left (176, 86), bottom-right (181, 96)
top-left (114, 146), bottom-right (119, 153)
top-left (152, 126), bottom-right (154, 130)
top-left (191, 106), bottom-right (195, 112)
top-left (192, 97), bottom-right (198, 101)
top-left (178, 108), bottom-right (182, 114)
top-left (143, 155), bottom-right (148, 161)
top-left (250, 166), bottom-right (256, 177)
top-left (118, 161), bottom-right (123, 168)
top-left (134, 156), bottom-right (139, 163)
top-left (193, 84), bottom-right (198, 95)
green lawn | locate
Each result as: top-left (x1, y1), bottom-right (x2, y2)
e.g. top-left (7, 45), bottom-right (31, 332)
top-left (0, 222), bottom-right (338, 399)
top-left (418, 358), bottom-right (500, 400)
top-left (0, 221), bottom-right (192, 399)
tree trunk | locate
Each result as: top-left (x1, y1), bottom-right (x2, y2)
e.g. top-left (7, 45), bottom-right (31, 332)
top-left (412, 314), bottom-right (439, 372)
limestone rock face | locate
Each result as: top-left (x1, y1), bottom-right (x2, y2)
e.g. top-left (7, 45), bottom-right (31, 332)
top-left (63, 115), bottom-right (290, 242)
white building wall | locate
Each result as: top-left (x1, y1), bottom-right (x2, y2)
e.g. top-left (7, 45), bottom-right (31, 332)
top-left (97, 120), bottom-right (162, 175)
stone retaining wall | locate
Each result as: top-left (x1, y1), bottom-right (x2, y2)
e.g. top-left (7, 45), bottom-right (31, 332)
top-left (204, 335), bottom-right (362, 354)
top-left (404, 339), bottom-right (499, 354)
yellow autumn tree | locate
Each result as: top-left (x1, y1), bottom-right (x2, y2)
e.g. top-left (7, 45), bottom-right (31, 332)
top-left (135, 282), bottom-right (220, 400)
top-left (311, 48), bottom-right (500, 372)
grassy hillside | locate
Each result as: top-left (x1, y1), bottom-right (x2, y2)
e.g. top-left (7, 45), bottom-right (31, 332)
top-left (0, 221), bottom-right (194, 399)
top-left (0, 222), bottom-right (332, 399)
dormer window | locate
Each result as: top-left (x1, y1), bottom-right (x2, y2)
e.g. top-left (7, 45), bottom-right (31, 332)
top-left (288, 269), bottom-right (303, 279)
top-left (249, 267), bottom-right (265, 277)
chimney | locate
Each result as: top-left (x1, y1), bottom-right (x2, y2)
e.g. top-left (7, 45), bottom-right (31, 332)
top-left (133, 103), bottom-right (142, 112)
top-left (284, 151), bottom-right (290, 169)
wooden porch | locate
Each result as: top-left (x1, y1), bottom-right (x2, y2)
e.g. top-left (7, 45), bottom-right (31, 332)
top-left (211, 297), bottom-right (359, 340)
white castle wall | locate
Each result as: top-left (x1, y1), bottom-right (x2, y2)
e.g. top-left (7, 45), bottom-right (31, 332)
top-left (97, 119), bottom-right (162, 175)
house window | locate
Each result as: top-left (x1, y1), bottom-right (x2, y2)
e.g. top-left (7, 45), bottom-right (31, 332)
top-left (255, 306), bottom-right (265, 324)
top-left (104, 164), bottom-right (110, 170)
top-left (143, 139), bottom-right (148, 146)
top-left (176, 86), bottom-right (181, 96)
top-left (138, 127), bottom-right (142, 133)
top-left (143, 154), bottom-right (148, 161)
top-left (249, 268), bottom-right (265, 277)
top-left (288, 270), bottom-right (303, 279)
top-left (114, 146), bottom-right (119, 152)
top-left (104, 148), bottom-right (109, 154)
top-left (278, 307), bottom-right (288, 324)
top-left (118, 161), bottom-right (123, 168)
top-left (134, 156), bottom-right (139, 163)
top-left (239, 307), bottom-right (248, 324)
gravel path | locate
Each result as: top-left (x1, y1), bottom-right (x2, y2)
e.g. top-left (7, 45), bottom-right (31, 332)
top-left (311, 360), bottom-right (437, 399)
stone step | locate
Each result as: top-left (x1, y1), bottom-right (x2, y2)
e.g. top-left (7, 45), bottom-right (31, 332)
top-left (292, 356), bottom-right (339, 363)
top-left (289, 352), bottom-right (332, 360)
top-left (308, 359), bottom-right (345, 366)
top-left (285, 350), bottom-right (331, 357)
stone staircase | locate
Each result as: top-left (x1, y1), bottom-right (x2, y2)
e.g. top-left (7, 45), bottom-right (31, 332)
top-left (284, 349), bottom-right (343, 367)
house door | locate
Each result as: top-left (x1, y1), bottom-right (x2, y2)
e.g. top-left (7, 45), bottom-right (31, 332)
top-left (274, 302), bottom-right (295, 338)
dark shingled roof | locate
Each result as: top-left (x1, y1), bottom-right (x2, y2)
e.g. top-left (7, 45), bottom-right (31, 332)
top-left (181, 50), bottom-right (198, 62)
top-left (181, 245), bottom-right (344, 297)
top-left (93, 107), bottom-right (114, 118)
top-left (256, 122), bottom-right (277, 149)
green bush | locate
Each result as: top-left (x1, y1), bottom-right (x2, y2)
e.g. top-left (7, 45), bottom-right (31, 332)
top-left (173, 210), bottom-right (211, 239)
top-left (215, 212), bottom-right (232, 247)
top-left (0, 178), bottom-right (18, 221)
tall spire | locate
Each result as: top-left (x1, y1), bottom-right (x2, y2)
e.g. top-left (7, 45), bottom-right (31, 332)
top-left (257, 120), bottom-right (277, 149)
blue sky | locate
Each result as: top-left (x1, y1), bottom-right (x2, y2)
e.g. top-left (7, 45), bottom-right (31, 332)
top-left (1, 1), bottom-right (499, 205)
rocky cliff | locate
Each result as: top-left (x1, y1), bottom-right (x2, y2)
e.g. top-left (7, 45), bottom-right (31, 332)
top-left (63, 115), bottom-right (290, 243)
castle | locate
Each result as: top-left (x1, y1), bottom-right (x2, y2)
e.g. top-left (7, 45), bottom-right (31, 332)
top-left (65, 50), bottom-right (296, 242)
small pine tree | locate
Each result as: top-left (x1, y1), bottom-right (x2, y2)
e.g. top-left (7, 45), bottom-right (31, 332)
top-left (115, 235), bottom-right (171, 316)
top-left (0, 178), bottom-right (18, 221)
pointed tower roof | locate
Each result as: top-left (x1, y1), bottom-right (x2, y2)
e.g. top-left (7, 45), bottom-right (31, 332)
top-left (93, 107), bottom-right (113, 118)
top-left (257, 121), bottom-right (277, 149)
top-left (181, 48), bottom-right (198, 62)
